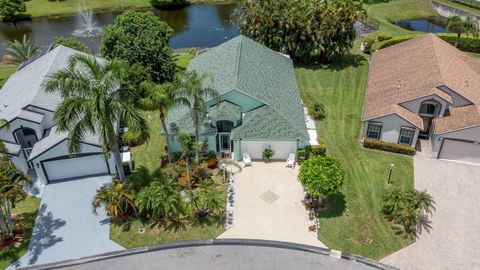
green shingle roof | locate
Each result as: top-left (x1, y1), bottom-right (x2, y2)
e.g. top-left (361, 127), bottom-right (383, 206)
top-left (166, 35), bottom-right (308, 141)
top-left (210, 101), bottom-right (242, 124)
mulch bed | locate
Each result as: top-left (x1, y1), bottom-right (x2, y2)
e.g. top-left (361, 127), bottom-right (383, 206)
top-left (0, 226), bottom-right (24, 249)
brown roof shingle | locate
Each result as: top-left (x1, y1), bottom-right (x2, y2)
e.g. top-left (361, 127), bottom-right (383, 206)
top-left (362, 34), bottom-right (480, 132)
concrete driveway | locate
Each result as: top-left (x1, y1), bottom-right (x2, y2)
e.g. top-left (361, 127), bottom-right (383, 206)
top-left (11, 176), bottom-right (123, 269)
top-left (381, 141), bottom-right (480, 270)
top-left (218, 162), bottom-right (326, 248)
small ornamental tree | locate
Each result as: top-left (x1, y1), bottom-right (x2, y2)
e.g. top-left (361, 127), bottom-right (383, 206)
top-left (100, 11), bottom-right (176, 83)
top-left (262, 146), bottom-right (275, 163)
top-left (299, 157), bottom-right (344, 205)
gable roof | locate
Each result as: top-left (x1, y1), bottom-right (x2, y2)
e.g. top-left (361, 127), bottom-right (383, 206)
top-left (167, 35), bottom-right (308, 141)
top-left (362, 34), bottom-right (480, 131)
top-left (0, 46), bottom-right (101, 124)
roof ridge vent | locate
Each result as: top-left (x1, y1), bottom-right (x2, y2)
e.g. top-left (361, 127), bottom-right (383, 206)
top-left (396, 79), bottom-right (402, 90)
top-left (465, 80), bottom-right (469, 87)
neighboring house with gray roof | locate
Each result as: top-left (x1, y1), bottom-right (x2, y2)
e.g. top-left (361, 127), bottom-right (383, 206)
top-left (166, 36), bottom-right (309, 161)
top-left (362, 34), bottom-right (480, 165)
top-left (0, 46), bottom-right (115, 185)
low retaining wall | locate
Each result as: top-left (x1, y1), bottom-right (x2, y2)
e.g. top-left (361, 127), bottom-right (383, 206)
top-left (433, 1), bottom-right (480, 29)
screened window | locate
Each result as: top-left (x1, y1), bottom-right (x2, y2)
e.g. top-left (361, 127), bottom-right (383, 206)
top-left (420, 103), bottom-right (436, 115)
top-left (367, 123), bottom-right (382, 139)
top-left (399, 128), bottom-right (415, 145)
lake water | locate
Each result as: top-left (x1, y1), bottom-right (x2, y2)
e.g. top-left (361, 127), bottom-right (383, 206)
top-left (394, 16), bottom-right (453, 33)
top-left (0, 4), bottom-right (239, 56)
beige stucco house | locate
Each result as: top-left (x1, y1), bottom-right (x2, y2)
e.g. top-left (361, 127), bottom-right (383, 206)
top-left (362, 34), bottom-right (480, 165)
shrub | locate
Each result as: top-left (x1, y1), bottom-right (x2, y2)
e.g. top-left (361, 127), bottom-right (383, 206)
top-left (123, 162), bottom-right (132, 176)
top-left (296, 149), bottom-right (307, 164)
top-left (162, 162), bottom-right (183, 180)
top-left (377, 33), bottom-right (392, 42)
top-left (121, 130), bottom-right (145, 147)
top-left (310, 102), bottom-right (325, 120)
top-left (298, 157), bottom-right (344, 202)
top-left (150, 0), bottom-right (189, 9)
top-left (306, 144), bottom-right (327, 158)
top-left (371, 34), bottom-right (416, 51)
top-left (437, 33), bottom-right (480, 53)
top-left (207, 159), bottom-right (218, 169)
top-left (363, 138), bottom-right (416, 155)
top-left (262, 146), bottom-right (275, 162)
top-left (136, 179), bottom-right (183, 222)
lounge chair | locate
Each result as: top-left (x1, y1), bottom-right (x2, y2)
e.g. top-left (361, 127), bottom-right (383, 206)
top-left (286, 153), bottom-right (295, 169)
top-left (243, 153), bottom-right (252, 167)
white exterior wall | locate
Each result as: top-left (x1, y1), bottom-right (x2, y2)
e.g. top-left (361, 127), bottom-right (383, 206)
top-left (363, 114), bottom-right (419, 147)
top-left (9, 154), bottom-right (29, 173)
top-left (241, 140), bottom-right (297, 160)
top-left (31, 140), bottom-right (115, 184)
top-left (0, 118), bottom-right (43, 143)
top-left (431, 125), bottom-right (480, 158)
top-left (400, 95), bottom-right (448, 117)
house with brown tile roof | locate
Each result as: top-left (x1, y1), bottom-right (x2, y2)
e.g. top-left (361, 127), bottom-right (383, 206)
top-left (362, 34), bottom-right (480, 165)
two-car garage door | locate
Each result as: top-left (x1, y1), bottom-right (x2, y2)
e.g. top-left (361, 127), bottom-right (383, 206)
top-left (241, 141), bottom-right (297, 160)
top-left (43, 154), bottom-right (110, 183)
top-left (439, 139), bottom-right (480, 165)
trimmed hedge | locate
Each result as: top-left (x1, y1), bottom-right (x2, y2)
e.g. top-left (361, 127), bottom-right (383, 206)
top-left (371, 33), bottom-right (480, 53)
top-left (306, 144), bottom-right (327, 158)
top-left (363, 138), bottom-right (416, 156)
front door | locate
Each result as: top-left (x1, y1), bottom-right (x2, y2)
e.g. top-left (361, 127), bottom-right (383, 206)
top-left (219, 133), bottom-right (231, 152)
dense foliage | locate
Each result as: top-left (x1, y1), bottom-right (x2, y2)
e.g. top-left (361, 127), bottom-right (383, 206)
top-left (136, 179), bottom-right (183, 222)
top-left (52, 36), bottom-right (91, 53)
top-left (100, 11), bottom-right (176, 83)
top-left (310, 102), bottom-right (325, 120)
top-left (0, 0), bottom-right (27, 22)
top-left (382, 187), bottom-right (435, 237)
top-left (306, 144), bottom-right (327, 158)
top-left (363, 138), bottom-right (416, 155)
top-left (446, 16), bottom-right (478, 47)
top-left (233, 0), bottom-right (365, 63)
top-left (150, 0), bottom-right (189, 9)
top-left (298, 157), bottom-right (344, 200)
top-left (262, 147), bottom-right (274, 162)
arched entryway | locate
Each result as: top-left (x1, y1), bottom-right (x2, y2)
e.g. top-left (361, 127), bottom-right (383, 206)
top-left (13, 127), bottom-right (38, 168)
top-left (418, 99), bottom-right (442, 139)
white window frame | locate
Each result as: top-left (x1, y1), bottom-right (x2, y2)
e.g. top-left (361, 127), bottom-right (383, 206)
top-left (398, 127), bottom-right (415, 145)
top-left (366, 123), bottom-right (382, 140)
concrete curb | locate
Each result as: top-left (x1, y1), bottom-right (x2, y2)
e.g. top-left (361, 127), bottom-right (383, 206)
top-left (18, 239), bottom-right (398, 270)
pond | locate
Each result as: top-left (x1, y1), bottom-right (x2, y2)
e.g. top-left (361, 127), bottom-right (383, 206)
top-left (0, 4), bottom-right (239, 57)
top-left (394, 16), bottom-right (453, 33)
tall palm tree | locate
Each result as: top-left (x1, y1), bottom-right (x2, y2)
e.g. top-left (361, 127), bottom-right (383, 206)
top-left (0, 158), bottom-right (31, 239)
top-left (6, 34), bottom-right (39, 65)
top-left (446, 16), bottom-right (479, 47)
top-left (44, 54), bottom-right (148, 181)
top-left (139, 80), bottom-right (190, 163)
top-left (177, 131), bottom-right (193, 188)
top-left (177, 71), bottom-right (220, 164)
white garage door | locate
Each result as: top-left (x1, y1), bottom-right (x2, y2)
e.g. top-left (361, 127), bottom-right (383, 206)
top-left (241, 141), bottom-right (297, 160)
top-left (43, 154), bottom-right (109, 182)
top-left (439, 139), bottom-right (480, 165)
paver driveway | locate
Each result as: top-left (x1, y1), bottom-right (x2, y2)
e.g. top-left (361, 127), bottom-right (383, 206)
top-left (381, 141), bottom-right (480, 270)
top-left (10, 176), bottom-right (123, 269)
top-left (218, 162), bottom-right (326, 248)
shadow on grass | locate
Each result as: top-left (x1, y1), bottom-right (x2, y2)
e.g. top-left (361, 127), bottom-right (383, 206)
top-left (317, 193), bottom-right (346, 219)
top-left (296, 54), bottom-right (368, 71)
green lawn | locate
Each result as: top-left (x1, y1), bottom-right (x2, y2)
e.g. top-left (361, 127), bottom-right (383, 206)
top-left (0, 197), bottom-right (41, 269)
top-left (296, 54), bottom-right (414, 259)
top-left (130, 52), bottom-right (193, 172)
top-left (365, 0), bottom-right (438, 36)
top-left (26, 0), bottom-right (237, 18)
top-left (0, 65), bottom-right (17, 87)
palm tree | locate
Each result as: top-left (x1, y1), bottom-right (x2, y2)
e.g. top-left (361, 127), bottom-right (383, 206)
top-left (0, 158), bottom-right (32, 239)
top-left (177, 131), bottom-right (193, 188)
top-left (177, 71), bottom-right (220, 164)
top-left (136, 178), bottom-right (184, 223)
top-left (44, 54), bottom-right (148, 181)
top-left (446, 16), bottom-right (479, 47)
top-left (185, 180), bottom-right (225, 218)
top-left (6, 34), bottom-right (39, 65)
top-left (92, 179), bottom-right (136, 219)
top-left (139, 80), bottom-right (190, 163)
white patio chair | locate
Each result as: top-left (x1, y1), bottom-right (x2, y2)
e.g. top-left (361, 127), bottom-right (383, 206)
top-left (243, 153), bottom-right (252, 167)
top-left (286, 153), bottom-right (295, 169)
